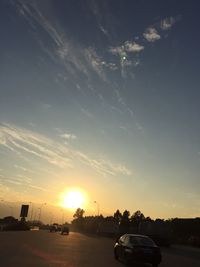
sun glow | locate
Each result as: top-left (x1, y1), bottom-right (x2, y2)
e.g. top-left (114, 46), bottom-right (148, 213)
top-left (61, 190), bottom-right (85, 209)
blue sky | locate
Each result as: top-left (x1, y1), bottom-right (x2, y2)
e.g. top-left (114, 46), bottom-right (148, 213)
top-left (0, 0), bottom-right (200, 220)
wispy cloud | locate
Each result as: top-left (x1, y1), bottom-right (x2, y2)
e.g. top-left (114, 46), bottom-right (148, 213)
top-left (16, 174), bottom-right (32, 184)
top-left (80, 108), bottom-right (94, 119)
top-left (124, 41), bottom-right (144, 53)
top-left (84, 47), bottom-right (107, 81)
top-left (143, 27), bottom-right (161, 42)
top-left (60, 133), bottom-right (77, 140)
top-left (110, 46), bottom-right (124, 56)
top-left (101, 61), bottom-right (118, 71)
top-left (0, 123), bottom-right (73, 169)
top-left (0, 173), bottom-right (48, 197)
top-left (15, 1), bottom-right (114, 83)
top-left (160, 16), bottom-right (178, 31)
top-left (0, 132), bottom-right (6, 145)
top-left (99, 24), bottom-right (109, 36)
top-left (0, 183), bottom-right (27, 202)
top-left (75, 151), bottom-right (132, 177)
top-left (0, 173), bottom-right (31, 186)
top-left (29, 184), bottom-right (48, 192)
top-left (14, 164), bottom-right (34, 173)
top-left (110, 41), bottom-right (144, 56)
top-left (14, 1), bottom-right (88, 79)
top-left (6, 179), bottom-right (22, 185)
top-left (109, 40), bottom-right (144, 78)
top-left (0, 123), bottom-right (132, 177)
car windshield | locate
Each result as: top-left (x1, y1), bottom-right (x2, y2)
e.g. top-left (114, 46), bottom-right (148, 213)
top-left (130, 236), bottom-right (155, 247)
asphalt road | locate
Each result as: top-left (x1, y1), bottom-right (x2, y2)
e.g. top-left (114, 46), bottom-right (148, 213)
top-left (0, 231), bottom-right (200, 267)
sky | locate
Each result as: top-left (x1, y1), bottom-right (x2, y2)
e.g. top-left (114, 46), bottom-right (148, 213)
top-left (0, 0), bottom-right (200, 221)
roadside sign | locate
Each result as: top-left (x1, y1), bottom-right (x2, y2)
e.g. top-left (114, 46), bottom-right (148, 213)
top-left (20, 204), bottom-right (29, 218)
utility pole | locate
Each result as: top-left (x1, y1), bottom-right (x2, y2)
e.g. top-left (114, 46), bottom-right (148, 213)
top-left (94, 201), bottom-right (100, 216)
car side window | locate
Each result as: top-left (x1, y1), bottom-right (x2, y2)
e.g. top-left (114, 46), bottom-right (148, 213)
top-left (124, 236), bottom-right (130, 246)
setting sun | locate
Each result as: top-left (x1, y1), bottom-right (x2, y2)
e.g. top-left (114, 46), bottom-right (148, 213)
top-left (61, 190), bottom-right (85, 209)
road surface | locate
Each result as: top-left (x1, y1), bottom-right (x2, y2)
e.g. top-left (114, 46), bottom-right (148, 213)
top-left (0, 231), bottom-right (200, 267)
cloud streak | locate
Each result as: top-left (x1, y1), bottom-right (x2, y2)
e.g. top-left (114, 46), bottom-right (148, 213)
top-left (0, 123), bottom-right (132, 177)
top-left (15, 1), bottom-right (114, 83)
top-left (60, 133), bottom-right (77, 141)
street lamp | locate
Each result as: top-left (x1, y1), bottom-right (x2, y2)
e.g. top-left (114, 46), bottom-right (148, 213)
top-left (49, 212), bottom-right (54, 225)
top-left (94, 201), bottom-right (100, 216)
top-left (38, 203), bottom-right (46, 222)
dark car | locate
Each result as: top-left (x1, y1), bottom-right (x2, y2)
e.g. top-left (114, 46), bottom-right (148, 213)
top-left (61, 226), bottom-right (69, 235)
top-left (50, 225), bottom-right (57, 232)
top-left (114, 234), bottom-right (162, 266)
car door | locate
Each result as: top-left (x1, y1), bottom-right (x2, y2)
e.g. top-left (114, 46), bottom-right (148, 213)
top-left (118, 235), bottom-right (126, 259)
top-left (123, 236), bottom-right (132, 261)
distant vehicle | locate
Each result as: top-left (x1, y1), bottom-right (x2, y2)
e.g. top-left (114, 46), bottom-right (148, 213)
top-left (57, 225), bottom-right (62, 232)
top-left (49, 223), bottom-right (63, 232)
top-left (50, 225), bottom-right (58, 232)
top-left (61, 226), bottom-right (69, 235)
top-left (114, 234), bottom-right (162, 267)
top-left (30, 226), bottom-right (39, 231)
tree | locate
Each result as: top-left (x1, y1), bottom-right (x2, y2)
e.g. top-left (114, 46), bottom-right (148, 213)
top-left (131, 210), bottom-right (145, 223)
top-left (73, 208), bottom-right (85, 219)
top-left (119, 210), bottom-right (130, 234)
top-left (2, 216), bottom-right (18, 223)
top-left (145, 216), bottom-right (152, 222)
top-left (72, 208), bottom-right (85, 231)
top-left (114, 209), bottom-right (122, 223)
top-left (130, 210), bottom-right (145, 233)
top-left (122, 210), bottom-right (130, 221)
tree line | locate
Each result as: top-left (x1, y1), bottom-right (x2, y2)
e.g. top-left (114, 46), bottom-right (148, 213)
top-left (71, 208), bottom-right (200, 247)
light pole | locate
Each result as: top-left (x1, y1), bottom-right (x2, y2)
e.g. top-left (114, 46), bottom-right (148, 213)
top-left (94, 201), bottom-right (100, 216)
top-left (38, 203), bottom-right (46, 222)
top-left (49, 212), bottom-right (54, 225)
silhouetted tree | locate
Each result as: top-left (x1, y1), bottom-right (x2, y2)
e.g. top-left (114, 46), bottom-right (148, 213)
top-left (155, 218), bottom-right (164, 223)
top-left (130, 210), bottom-right (145, 233)
top-left (122, 210), bottom-right (130, 220)
top-left (119, 210), bottom-right (130, 234)
top-left (131, 210), bottom-right (145, 223)
top-left (2, 216), bottom-right (17, 223)
top-left (114, 209), bottom-right (122, 223)
top-left (73, 208), bottom-right (85, 219)
top-left (145, 216), bottom-right (152, 222)
top-left (72, 208), bottom-right (85, 231)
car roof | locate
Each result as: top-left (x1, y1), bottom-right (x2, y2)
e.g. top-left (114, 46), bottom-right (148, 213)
top-left (123, 234), bottom-right (150, 238)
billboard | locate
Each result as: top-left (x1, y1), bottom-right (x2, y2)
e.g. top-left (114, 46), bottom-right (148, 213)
top-left (20, 204), bottom-right (29, 218)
